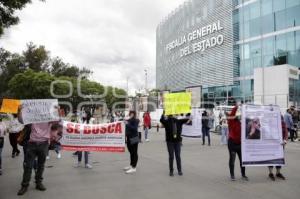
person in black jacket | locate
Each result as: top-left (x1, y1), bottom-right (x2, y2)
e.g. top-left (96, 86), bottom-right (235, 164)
top-left (160, 113), bottom-right (189, 176)
top-left (202, 111), bottom-right (211, 146)
top-left (124, 111), bottom-right (140, 174)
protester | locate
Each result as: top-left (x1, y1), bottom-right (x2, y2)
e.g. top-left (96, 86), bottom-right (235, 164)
top-left (47, 123), bottom-right (63, 159)
top-left (8, 114), bottom-right (23, 158)
top-left (124, 111), bottom-right (140, 174)
top-left (160, 113), bottom-right (189, 177)
top-left (227, 103), bottom-right (248, 181)
top-left (201, 111), bottom-right (211, 146)
top-left (0, 118), bottom-right (7, 175)
top-left (220, 116), bottom-right (228, 145)
top-left (143, 111), bottom-right (151, 142)
top-left (284, 109), bottom-right (294, 142)
top-left (268, 115), bottom-right (288, 181)
top-left (17, 122), bottom-right (54, 195)
top-left (75, 117), bottom-right (92, 169)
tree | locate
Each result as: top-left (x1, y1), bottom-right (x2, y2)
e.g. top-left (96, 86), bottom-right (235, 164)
top-left (23, 42), bottom-right (50, 72)
top-left (0, 0), bottom-right (43, 37)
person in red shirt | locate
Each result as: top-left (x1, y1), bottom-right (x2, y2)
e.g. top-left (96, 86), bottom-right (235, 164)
top-left (227, 102), bottom-right (248, 181)
top-left (143, 111), bottom-right (151, 142)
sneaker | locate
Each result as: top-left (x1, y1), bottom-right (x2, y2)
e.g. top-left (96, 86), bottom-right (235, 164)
top-left (169, 172), bottom-right (174, 177)
top-left (230, 176), bottom-right (236, 181)
top-left (17, 186), bottom-right (28, 195)
top-left (276, 173), bottom-right (286, 180)
top-left (269, 173), bottom-right (275, 181)
top-left (178, 171), bottom-right (183, 176)
top-left (125, 168), bottom-right (136, 174)
top-left (123, 166), bottom-right (132, 171)
top-left (16, 151), bottom-right (20, 156)
top-left (74, 162), bottom-right (81, 168)
top-left (145, 139), bottom-right (150, 142)
top-left (57, 153), bottom-right (61, 159)
top-left (12, 153), bottom-right (15, 158)
top-left (242, 175), bottom-right (249, 181)
top-left (46, 156), bottom-right (50, 160)
top-left (85, 164), bottom-right (93, 169)
top-left (36, 183), bottom-right (47, 191)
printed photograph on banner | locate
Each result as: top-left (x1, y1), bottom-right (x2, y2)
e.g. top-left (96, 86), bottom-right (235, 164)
top-left (241, 105), bottom-right (285, 167)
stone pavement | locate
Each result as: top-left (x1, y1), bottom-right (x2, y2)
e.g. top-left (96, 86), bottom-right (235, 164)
top-left (0, 130), bottom-right (300, 199)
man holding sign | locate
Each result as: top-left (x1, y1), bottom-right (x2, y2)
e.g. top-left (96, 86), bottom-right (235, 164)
top-left (17, 99), bottom-right (59, 196)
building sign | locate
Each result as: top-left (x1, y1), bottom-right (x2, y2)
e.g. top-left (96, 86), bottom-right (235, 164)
top-left (165, 20), bottom-right (224, 58)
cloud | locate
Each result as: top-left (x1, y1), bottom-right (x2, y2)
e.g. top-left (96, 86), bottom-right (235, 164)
top-left (0, 0), bottom-right (185, 94)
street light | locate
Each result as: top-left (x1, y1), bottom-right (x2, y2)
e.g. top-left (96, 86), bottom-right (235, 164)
top-left (144, 69), bottom-right (148, 95)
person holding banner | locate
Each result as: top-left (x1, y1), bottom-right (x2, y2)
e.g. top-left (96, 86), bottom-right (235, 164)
top-left (8, 114), bottom-right (23, 158)
top-left (268, 115), bottom-right (288, 181)
top-left (227, 104), bottom-right (248, 181)
top-left (160, 113), bottom-right (189, 177)
top-left (124, 111), bottom-right (140, 174)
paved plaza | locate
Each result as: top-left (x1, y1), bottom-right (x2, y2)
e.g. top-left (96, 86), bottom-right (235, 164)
top-left (0, 130), bottom-right (300, 199)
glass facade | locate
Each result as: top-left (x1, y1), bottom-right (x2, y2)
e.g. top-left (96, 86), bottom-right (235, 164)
top-left (157, 0), bottom-right (300, 106)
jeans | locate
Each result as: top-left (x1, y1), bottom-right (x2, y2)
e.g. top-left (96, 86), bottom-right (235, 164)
top-left (202, 127), bottom-right (210, 145)
top-left (78, 151), bottom-right (89, 165)
top-left (221, 127), bottom-right (228, 145)
top-left (127, 142), bottom-right (138, 168)
top-left (144, 127), bottom-right (149, 140)
top-left (167, 142), bottom-right (182, 173)
top-left (21, 142), bottom-right (49, 187)
top-left (9, 133), bottom-right (20, 155)
top-left (289, 128), bottom-right (295, 142)
top-left (228, 139), bottom-right (245, 177)
top-left (0, 146), bottom-right (3, 169)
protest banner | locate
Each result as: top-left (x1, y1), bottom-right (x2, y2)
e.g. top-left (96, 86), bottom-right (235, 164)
top-left (61, 121), bottom-right (125, 152)
top-left (21, 99), bottom-right (60, 124)
top-left (0, 99), bottom-right (21, 114)
top-left (182, 108), bottom-right (202, 138)
top-left (241, 104), bottom-right (285, 166)
top-left (163, 92), bottom-right (191, 116)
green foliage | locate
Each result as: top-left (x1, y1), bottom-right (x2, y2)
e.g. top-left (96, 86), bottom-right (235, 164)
top-left (0, 0), bottom-right (39, 36)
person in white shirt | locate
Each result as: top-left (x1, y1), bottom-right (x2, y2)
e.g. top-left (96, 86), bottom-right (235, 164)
top-left (8, 114), bottom-right (24, 158)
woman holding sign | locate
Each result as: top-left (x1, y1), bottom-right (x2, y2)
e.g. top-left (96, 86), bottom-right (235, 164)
top-left (124, 111), bottom-right (140, 174)
top-left (227, 103), bottom-right (248, 181)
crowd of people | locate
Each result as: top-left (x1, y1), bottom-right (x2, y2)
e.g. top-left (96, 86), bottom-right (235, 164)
top-left (0, 101), bottom-right (298, 196)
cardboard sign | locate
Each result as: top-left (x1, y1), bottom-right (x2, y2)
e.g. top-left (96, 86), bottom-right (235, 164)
top-left (21, 99), bottom-right (59, 124)
top-left (0, 99), bottom-right (21, 114)
top-left (163, 92), bottom-right (191, 115)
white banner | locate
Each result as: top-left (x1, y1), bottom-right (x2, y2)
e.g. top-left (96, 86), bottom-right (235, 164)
top-left (182, 108), bottom-right (202, 138)
top-left (61, 121), bottom-right (125, 152)
top-left (241, 104), bottom-right (285, 166)
top-left (21, 99), bottom-right (59, 125)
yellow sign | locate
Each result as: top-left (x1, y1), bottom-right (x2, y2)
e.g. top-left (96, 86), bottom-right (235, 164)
top-left (163, 92), bottom-right (192, 115)
top-left (0, 99), bottom-right (21, 114)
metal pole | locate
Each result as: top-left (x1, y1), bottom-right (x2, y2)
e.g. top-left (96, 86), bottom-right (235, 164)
top-left (144, 69), bottom-right (148, 94)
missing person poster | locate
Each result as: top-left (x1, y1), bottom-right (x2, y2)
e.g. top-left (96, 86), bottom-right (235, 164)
top-left (21, 99), bottom-right (60, 124)
top-left (61, 121), bottom-right (125, 152)
top-left (163, 92), bottom-right (191, 116)
top-left (182, 108), bottom-right (202, 138)
top-left (241, 104), bottom-right (285, 166)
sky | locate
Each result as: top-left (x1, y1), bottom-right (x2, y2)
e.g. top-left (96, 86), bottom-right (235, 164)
top-left (0, 0), bottom-right (185, 94)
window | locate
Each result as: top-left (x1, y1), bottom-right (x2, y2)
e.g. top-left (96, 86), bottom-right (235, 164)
top-left (263, 37), bottom-right (275, 56)
top-left (286, 0), bottom-right (300, 8)
top-left (273, 0), bottom-right (286, 12)
top-left (297, 31), bottom-right (300, 51)
top-left (250, 2), bottom-right (260, 19)
top-left (286, 5), bottom-right (300, 28)
top-left (275, 10), bottom-right (286, 31)
top-left (262, 14), bottom-right (275, 34)
top-left (250, 18), bottom-right (261, 37)
top-left (262, 0), bottom-right (273, 16)
top-left (286, 32), bottom-right (296, 52)
top-left (275, 34), bottom-right (287, 52)
top-left (250, 41), bottom-right (261, 58)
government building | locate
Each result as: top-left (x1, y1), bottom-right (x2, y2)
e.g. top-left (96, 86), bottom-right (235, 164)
top-left (156, 0), bottom-right (300, 108)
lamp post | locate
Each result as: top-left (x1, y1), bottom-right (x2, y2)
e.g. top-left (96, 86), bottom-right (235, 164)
top-left (144, 69), bottom-right (148, 95)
